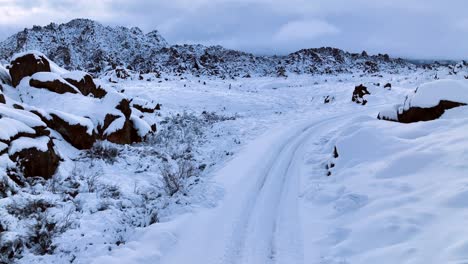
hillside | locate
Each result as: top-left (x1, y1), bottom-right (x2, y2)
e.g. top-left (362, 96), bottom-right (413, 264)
top-left (0, 19), bottom-right (414, 77)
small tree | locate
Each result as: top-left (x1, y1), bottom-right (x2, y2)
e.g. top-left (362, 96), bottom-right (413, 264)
top-left (276, 66), bottom-right (287, 78)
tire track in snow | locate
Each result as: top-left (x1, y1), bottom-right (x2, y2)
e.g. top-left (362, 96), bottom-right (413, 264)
top-left (159, 107), bottom-right (387, 264)
top-left (223, 114), bottom-right (356, 264)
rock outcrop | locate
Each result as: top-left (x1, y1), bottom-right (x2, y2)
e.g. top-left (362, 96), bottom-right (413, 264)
top-left (9, 137), bottom-right (60, 179)
top-left (0, 51), bottom-right (157, 180)
top-left (29, 73), bottom-right (79, 94)
top-left (352, 84), bottom-right (371, 105)
top-left (62, 71), bottom-right (107, 98)
top-left (0, 19), bottom-right (414, 79)
top-left (378, 79), bottom-right (468, 123)
top-left (9, 53), bottom-right (51, 87)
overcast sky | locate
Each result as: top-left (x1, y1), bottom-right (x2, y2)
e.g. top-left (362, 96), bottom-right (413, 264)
top-left (0, 0), bottom-right (467, 59)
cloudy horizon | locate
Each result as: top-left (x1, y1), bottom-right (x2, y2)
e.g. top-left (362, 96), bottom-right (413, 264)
top-left (0, 0), bottom-right (467, 60)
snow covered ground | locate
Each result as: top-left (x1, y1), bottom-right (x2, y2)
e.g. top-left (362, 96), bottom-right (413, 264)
top-left (7, 66), bottom-right (468, 263)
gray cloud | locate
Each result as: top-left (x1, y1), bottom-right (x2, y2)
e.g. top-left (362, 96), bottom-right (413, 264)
top-left (0, 0), bottom-right (467, 59)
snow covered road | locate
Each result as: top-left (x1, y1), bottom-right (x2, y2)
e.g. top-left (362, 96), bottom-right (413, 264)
top-left (155, 109), bottom-right (377, 264)
top-left (91, 76), bottom-right (468, 264)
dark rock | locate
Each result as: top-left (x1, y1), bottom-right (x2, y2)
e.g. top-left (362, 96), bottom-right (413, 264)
top-left (98, 114), bottom-right (119, 136)
top-left (48, 113), bottom-right (95, 149)
top-left (9, 53), bottom-right (51, 87)
top-left (0, 93), bottom-right (5, 104)
top-left (105, 119), bottom-right (137, 145)
top-left (132, 101), bottom-right (160, 113)
top-left (29, 77), bottom-right (78, 94)
top-left (352, 84), bottom-right (371, 105)
top-left (12, 104), bottom-right (24, 110)
top-left (323, 95), bottom-right (335, 104)
top-left (363, 61), bottom-right (379, 73)
top-left (333, 146), bottom-right (339, 158)
top-left (396, 100), bottom-right (466, 123)
top-left (116, 99), bottom-right (131, 119)
top-left (64, 73), bottom-right (107, 98)
top-left (384, 83), bottom-right (392, 89)
top-left (10, 138), bottom-right (60, 179)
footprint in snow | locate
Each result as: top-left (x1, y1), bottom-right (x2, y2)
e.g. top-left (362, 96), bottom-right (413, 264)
top-left (333, 193), bottom-right (369, 215)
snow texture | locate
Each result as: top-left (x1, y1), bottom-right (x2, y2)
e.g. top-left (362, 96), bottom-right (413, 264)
top-left (8, 136), bottom-right (49, 155)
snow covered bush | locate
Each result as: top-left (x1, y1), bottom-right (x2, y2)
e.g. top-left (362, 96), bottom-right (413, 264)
top-left (0, 197), bottom-right (74, 261)
top-left (160, 159), bottom-right (197, 196)
top-left (87, 141), bottom-right (120, 164)
top-left (148, 111), bottom-right (236, 196)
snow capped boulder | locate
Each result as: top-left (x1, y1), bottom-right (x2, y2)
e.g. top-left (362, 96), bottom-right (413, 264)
top-left (378, 79), bottom-right (468, 123)
top-left (0, 106), bottom-right (60, 179)
top-left (9, 52), bottom-right (51, 87)
top-left (131, 98), bottom-right (160, 113)
top-left (47, 111), bottom-right (96, 150)
top-left (0, 51), bottom-right (156, 180)
top-left (29, 72), bottom-right (80, 94)
top-left (352, 84), bottom-right (371, 105)
top-left (9, 136), bottom-right (60, 179)
top-left (62, 71), bottom-right (107, 98)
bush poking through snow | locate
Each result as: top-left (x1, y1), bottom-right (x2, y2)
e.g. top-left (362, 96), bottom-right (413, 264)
top-left (150, 111), bottom-right (235, 196)
top-left (160, 159), bottom-right (197, 196)
top-left (2, 197), bottom-right (74, 259)
top-left (87, 141), bottom-right (120, 164)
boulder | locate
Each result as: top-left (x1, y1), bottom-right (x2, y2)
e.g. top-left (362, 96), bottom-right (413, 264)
top-left (104, 118), bottom-right (135, 145)
top-left (378, 79), bottom-right (468, 123)
top-left (363, 61), bottom-right (379, 73)
top-left (323, 95), bottom-right (335, 104)
top-left (9, 52), bottom-right (51, 87)
top-left (9, 137), bottom-right (60, 179)
top-left (352, 84), bottom-right (370, 105)
top-left (384, 83), bottom-right (392, 89)
top-left (385, 100), bottom-right (466, 123)
top-left (63, 71), bottom-right (107, 98)
top-left (29, 72), bottom-right (79, 94)
top-left (131, 98), bottom-right (160, 113)
top-left (116, 99), bottom-right (131, 119)
top-left (103, 115), bottom-right (150, 144)
top-left (48, 112), bottom-right (96, 149)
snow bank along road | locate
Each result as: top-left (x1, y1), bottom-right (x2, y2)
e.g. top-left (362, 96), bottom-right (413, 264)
top-left (152, 107), bottom-right (382, 264)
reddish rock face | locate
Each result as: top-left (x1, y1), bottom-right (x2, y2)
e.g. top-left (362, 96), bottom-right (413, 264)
top-left (10, 139), bottom-right (60, 179)
top-left (132, 104), bottom-right (154, 113)
top-left (64, 74), bottom-right (107, 98)
top-left (29, 78), bottom-right (78, 94)
top-left (397, 100), bottom-right (466, 123)
top-left (10, 53), bottom-right (51, 87)
top-left (352, 84), bottom-right (371, 105)
top-left (116, 99), bottom-right (131, 119)
top-left (105, 119), bottom-right (137, 145)
top-left (48, 114), bottom-right (96, 149)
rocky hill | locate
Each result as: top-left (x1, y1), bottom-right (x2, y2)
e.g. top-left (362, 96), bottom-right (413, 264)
top-left (0, 19), bottom-right (414, 78)
top-left (0, 19), bottom-right (168, 73)
top-left (0, 51), bottom-right (158, 182)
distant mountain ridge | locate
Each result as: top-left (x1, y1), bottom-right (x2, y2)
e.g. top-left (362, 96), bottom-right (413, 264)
top-left (0, 18), bottom-right (414, 78)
